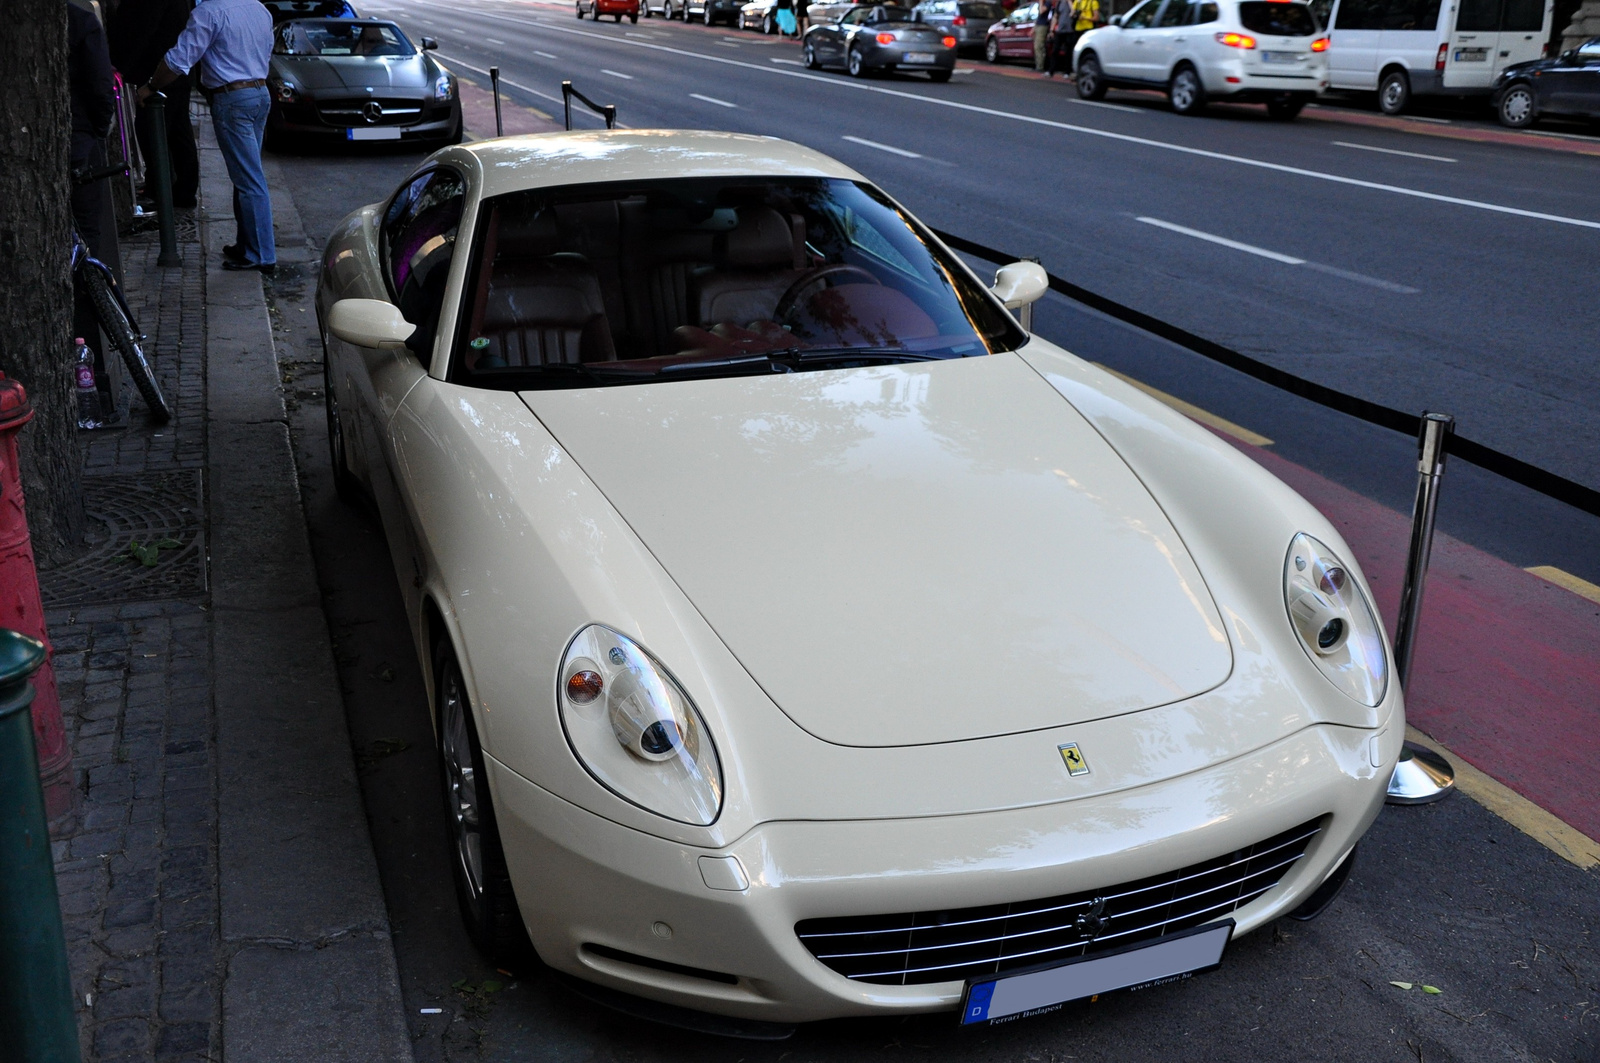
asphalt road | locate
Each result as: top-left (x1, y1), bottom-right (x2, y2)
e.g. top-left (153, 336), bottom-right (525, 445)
top-left (257, 31), bottom-right (1600, 1061)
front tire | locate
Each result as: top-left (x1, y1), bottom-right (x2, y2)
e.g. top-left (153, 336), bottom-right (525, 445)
top-left (1168, 64), bottom-right (1205, 115)
top-left (1497, 82), bottom-right (1535, 128)
top-left (1076, 52), bottom-right (1105, 99)
top-left (323, 356), bottom-right (362, 505)
top-left (985, 36), bottom-right (1000, 63)
top-left (803, 39), bottom-right (822, 67)
top-left (847, 44), bottom-right (867, 76)
top-left (435, 643), bottom-right (529, 965)
top-left (1378, 68), bottom-right (1409, 115)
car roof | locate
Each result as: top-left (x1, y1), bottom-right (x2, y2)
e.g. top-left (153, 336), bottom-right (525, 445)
top-left (449, 131), bottom-right (866, 199)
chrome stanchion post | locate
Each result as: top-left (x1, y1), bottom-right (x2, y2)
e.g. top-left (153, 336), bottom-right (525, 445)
top-left (1386, 411), bottom-right (1457, 805)
top-left (490, 67), bottom-right (504, 137)
top-left (146, 91), bottom-right (182, 267)
top-left (562, 80), bottom-right (573, 131)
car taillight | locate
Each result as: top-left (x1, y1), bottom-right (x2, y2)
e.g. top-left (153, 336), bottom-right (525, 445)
top-left (1435, 42), bottom-right (1447, 70)
top-left (877, 31), bottom-right (896, 43)
top-left (943, 34), bottom-right (957, 45)
top-left (1310, 36), bottom-right (1328, 51)
top-left (1215, 31), bottom-right (1256, 48)
top-left (953, 13), bottom-right (966, 23)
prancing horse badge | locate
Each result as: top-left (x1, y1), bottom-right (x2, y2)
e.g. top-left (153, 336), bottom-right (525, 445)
top-left (1058, 743), bottom-right (1090, 777)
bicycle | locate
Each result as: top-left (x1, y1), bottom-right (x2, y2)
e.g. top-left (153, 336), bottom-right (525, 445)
top-left (72, 163), bottom-right (172, 424)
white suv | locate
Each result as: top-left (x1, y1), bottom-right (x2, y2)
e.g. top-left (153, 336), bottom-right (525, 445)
top-left (1073, 0), bottom-right (1329, 119)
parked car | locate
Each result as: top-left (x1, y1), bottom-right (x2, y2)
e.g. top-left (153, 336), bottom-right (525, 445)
top-left (259, 0), bottom-right (358, 23)
top-left (738, 0), bottom-right (780, 31)
top-left (1491, 35), bottom-right (1600, 127)
top-left (984, 0), bottom-right (1040, 62)
top-left (803, 3), bottom-right (958, 78)
top-left (1324, 0), bottom-right (1554, 115)
top-left (577, 0), bottom-right (641, 22)
top-left (266, 20), bottom-right (462, 146)
top-left (645, 0), bottom-right (741, 21)
top-left (912, 0), bottom-right (1004, 52)
top-left (1074, 0), bottom-right (1330, 119)
top-left (807, 0), bottom-right (857, 24)
top-left (317, 126), bottom-right (1396, 1029)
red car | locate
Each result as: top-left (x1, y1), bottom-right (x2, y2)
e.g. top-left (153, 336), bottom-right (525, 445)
top-left (983, 0), bottom-right (1039, 62)
top-left (577, 0), bottom-right (639, 22)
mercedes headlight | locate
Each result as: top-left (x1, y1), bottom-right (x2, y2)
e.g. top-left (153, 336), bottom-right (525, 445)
top-left (434, 73), bottom-right (454, 101)
top-left (559, 625), bottom-right (723, 825)
top-left (1283, 533), bottom-right (1388, 707)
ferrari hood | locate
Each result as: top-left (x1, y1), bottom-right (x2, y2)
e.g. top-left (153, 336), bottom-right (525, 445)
top-left (272, 54), bottom-right (432, 93)
top-left (524, 353), bottom-right (1232, 747)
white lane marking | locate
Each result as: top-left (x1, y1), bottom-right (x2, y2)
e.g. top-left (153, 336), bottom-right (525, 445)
top-left (690, 92), bottom-right (739, 107)
top-left (722, 35), bottom-right (745, 41)
top-left (1136, 216), bottom-right (1304, 264)
top-left (1136, 216), bottom-right (1420, 292)
top-left (447, 13), bottom-right (1600, 230)
top-left (486, 37), bottom-right (506, 44)
top-left (535, 50), bottom-right (559, 57)
top-left (1334, 140), bottom-right (1457, 163)
top-left (601, 68), bottom-right (635, 78)
top-left (1067, 97), bottom-right (1142, 113)
top-left (770, 57), bottom-right (803, 64)
top-left (437, 51), bottom-right (578, 112)
top-left (715, 40), bottom-right (742, 46)
top-left (842, 134), bottom-right (922, 158)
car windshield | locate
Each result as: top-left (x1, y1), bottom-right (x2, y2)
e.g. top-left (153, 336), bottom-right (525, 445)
top-left (868, 5), bottom-right (916, 20)
top-left (450, 177), bottom-right (1026, 390)
top-left (276, 20), bottom-right (414, 56)
top-left (1237, 1), bottom-right (1318, 35)
top-left (960, 2), bottom-right (1003, 16)
top-left (262, 0), bottom-right (357, 22)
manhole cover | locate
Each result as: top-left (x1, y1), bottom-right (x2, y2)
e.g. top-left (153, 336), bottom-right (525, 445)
top-left (40, 472), bottom-right (206, 608)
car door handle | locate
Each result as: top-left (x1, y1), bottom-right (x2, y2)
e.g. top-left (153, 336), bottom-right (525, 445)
top-left (1499, 50), bottom-right (1509, 56)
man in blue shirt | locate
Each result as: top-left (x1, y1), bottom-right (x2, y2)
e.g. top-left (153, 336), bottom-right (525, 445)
top-left (138, 0), bottom-right (276, 274)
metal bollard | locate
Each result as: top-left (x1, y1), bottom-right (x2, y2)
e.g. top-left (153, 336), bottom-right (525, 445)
top-left (0, 629), bottom-right (83, 1063)
top-left (146, 91), bottom-right (182, 268)
top-left (490, 67), bottom-right (504, 138)
top-left (1386, 412), bottom-right (1457, 805)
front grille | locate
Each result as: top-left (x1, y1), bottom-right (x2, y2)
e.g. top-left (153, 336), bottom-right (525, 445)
top-left (796, 818), bottom-right (1322, 986)
top-left (315, 97), bottom-right (424, 127)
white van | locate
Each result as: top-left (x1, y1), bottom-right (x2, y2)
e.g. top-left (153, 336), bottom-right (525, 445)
top-left (1324, 0), bottom-right (1554, 113)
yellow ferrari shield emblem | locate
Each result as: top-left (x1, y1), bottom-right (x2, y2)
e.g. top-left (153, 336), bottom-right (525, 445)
top-left (1058, 743), bottom-right (1090, 777)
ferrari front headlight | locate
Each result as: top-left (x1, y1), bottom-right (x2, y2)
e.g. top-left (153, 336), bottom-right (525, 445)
top-left (434, 73), bottom-right (454, 101)
top-left (1283, 533), bottom-right (1388, 707)
top-left (559, 625), bottom-right (723, 825)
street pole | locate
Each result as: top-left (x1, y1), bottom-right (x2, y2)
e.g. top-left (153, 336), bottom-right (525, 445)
top-left (489, 67), bottom-right (504, 137)
top-left (146, 91), bottom-right (182, 268)
top-left (0, 629), bottom-right (82, 1063)
top-left (1386, 412), bottom-right (1456, 805)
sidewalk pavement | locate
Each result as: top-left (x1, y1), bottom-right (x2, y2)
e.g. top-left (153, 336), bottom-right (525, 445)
top-left (42, 104), bottom-right (412, 1061)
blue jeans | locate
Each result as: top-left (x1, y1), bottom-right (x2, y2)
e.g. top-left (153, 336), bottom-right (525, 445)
top-left (211, 86), bottom-right (275, 266)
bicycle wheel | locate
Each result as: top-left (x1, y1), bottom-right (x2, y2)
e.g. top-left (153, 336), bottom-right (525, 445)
top-left (82, 266), bottom-right (172, 424)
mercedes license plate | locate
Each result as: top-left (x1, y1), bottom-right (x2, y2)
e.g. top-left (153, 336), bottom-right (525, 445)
top-left (903, 52), bottom-right (936, 63)
top-left (959, 922), bottom-right (1233, 1026)
top-left (347, 127), bottom-right (402, 141)
top-left (1261, 50), bottom-right (1301, 62)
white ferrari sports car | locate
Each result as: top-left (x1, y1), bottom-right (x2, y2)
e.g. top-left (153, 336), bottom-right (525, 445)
top-left (317, 130), bottom-right (1401, 1032)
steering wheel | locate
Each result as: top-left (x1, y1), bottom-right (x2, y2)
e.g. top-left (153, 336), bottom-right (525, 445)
top-left (774, 264), bottom-right (881, 323)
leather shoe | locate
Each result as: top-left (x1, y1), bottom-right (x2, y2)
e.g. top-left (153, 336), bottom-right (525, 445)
top-left (222, 243), bottom-right (247, 263)
top-left (221, 259), bottom-right (275, 276)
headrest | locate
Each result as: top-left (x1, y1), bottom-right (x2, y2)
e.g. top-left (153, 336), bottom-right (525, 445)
top-left (716, 206), bottom-right (795, 270)
top-left (495, 209), bottom-right (560, 260)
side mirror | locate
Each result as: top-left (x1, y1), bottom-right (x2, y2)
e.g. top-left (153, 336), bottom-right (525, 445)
top-left (991, 260), bottom-right (1048, 309)
top-left (328, 298), bottom-right (416, 350)
top-left (1109, 13), bottom-right (1123, 25)
top-left (420, 36), bottom-right (439, 49)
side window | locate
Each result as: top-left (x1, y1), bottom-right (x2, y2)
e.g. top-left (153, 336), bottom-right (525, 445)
top-left (1122, 0), bottom-right (1163, 28)
top-left (1189, 0), bottom-right (1219, 21)
top-left (842, 8), bottom-right (870, 23)
top-left (380, 169), bottom-right (466, 359)
top-left (1382, 0), bottom-right (1440, 30)
top-left (1334, 0), bottom-right (1382, 29)
top-left (1157, 0), bottom-right (1188, 26)
top-left (1454, 0), bottom-right (1501, 32)
top-left (1498, 0), bottom-right (1540, 31)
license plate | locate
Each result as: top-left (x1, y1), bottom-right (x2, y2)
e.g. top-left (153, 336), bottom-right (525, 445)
top-left (959, 922), bottom-right (1233, 1026)
top-left (347, 127), bottom-right (402, 141)
top-left (1454, 47), bottom-right (1488, 61)
top-left (1261, 50), bottom-right (1301, 62)
top-left (903, 52), bottom-right (936, 63)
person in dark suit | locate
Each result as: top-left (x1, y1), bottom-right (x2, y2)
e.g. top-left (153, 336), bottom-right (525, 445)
top-left (108, 0), bottom-right (199, 207)
top-left (69, 2), bottom-right (119, 274)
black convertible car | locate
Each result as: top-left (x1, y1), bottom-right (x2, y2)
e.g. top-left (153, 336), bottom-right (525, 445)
top-left (802, 4), bottom-right (957, 80)
top-left (1492, 37), bottom-right (1600, 128)
top-left (266, 19), bottom-right (462, 147)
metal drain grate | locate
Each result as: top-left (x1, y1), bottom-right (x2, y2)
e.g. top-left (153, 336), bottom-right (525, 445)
top-left (40, 473), bottom-right (206, 608)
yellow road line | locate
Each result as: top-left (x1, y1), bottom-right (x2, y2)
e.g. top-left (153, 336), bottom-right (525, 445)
top-left (1405, 727), bottom-right (1600, 871)
top-left (1524, 565), bottom-right (1600, 607)
top-left (1093, 364), bottom-right (1274, 447)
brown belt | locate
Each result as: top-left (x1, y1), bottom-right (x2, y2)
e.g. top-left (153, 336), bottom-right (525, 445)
top-left (212, 78), bottom-right (267, 93)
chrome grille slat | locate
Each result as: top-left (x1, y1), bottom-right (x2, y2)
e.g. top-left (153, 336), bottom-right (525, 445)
top-left (795, 818), bottom-right (1323, 986)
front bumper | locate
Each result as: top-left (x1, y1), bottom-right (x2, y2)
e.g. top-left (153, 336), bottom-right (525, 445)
top-left (268, 99), bottom-right (459, 140)
top-left (488, 720), bottom-right (1398, 1024)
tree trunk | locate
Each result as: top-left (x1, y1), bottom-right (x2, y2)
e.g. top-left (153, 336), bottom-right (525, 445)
top-left (0, 0), bottom-right (84, 561)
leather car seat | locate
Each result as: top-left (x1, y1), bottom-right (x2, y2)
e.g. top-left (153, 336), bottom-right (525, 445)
top-left (475, 210), bottom-right (617, 368)
top-left (691, 206), bottom-right (807, 328)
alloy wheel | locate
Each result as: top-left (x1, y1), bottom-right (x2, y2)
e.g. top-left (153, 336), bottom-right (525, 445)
top-left (985, 36), bottom-right (1000, 63)
top-left (440, 667), bottom-right (485, 903)
top-left (848, 45), bottom-right (864, 76)
top-left (1171, 68), bottom-right (1200, 113)
top-left (804, 40), bottom-right (821, 68)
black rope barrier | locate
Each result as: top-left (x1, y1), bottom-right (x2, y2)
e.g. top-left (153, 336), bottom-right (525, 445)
top-left (933, 228), bottom-right (1600, 520)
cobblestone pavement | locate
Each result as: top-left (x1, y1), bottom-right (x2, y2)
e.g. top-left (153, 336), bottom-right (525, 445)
top-left (44, 210), bottom-right (222, 1063)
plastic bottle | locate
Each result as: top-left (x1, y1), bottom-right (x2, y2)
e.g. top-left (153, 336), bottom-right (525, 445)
top-left (74, 338), bottom-right (102, 429)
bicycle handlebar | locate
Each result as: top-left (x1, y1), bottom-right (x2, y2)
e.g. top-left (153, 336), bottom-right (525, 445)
top-left (72, 163), bottom-right (130, 187)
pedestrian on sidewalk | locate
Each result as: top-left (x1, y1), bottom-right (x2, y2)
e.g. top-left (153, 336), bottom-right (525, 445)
top-left (68, 0), bottom-right (120, 279)
top-left (1033, 0), bottom-right (1056, 72)
top-left (775, 0), bottom-right (798, 37)
top-left (796, 0), bottom-right (810, 33)
top-left (137, 0), bottom-right (276, 274)
top-left (1058, 0), bottom-right (1098, 76)
top-left (109, 0), bottom-right (202, 209)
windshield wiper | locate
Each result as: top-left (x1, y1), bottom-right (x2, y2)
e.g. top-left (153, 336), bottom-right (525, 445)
top-left (656, 353), bottom-right (794, 376)
top-left (781, 346), bottom-right (942, 365)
